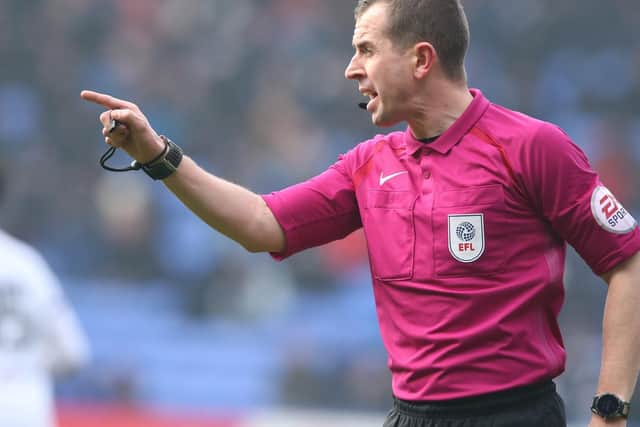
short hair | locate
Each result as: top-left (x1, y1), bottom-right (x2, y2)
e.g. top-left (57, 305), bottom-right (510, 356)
top-left (354, 0), bottom-right (469, 81)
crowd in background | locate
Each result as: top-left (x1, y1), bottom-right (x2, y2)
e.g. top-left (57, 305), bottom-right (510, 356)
top-left (1, 0), bottom-right (640, 423)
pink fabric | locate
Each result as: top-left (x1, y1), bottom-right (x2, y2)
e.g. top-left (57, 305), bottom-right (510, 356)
top-left (262, 89), bottom-right (640, 400)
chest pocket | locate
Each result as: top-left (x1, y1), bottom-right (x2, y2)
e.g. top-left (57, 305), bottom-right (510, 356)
top-left (432, 185), bottom-right (507, 277)
top-left (364, 190), bottom-right (417, 281)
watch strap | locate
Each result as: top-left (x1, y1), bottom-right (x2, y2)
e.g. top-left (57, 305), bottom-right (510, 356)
top-left (591, 393), bottom-right (631, 419)
top-left (622, 401), bottom-right (631, 418)
top-left (138, 136), bottom-right (184, 180)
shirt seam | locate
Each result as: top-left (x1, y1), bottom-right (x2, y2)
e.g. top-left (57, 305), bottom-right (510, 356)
top-left (352, 139), bottom-right (388, 189)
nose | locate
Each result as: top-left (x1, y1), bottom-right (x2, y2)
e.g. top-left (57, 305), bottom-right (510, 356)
top-left (345, 54), bottom-right (363, 81)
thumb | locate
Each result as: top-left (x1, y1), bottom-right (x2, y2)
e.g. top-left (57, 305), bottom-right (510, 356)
top-left (109, 109), bottom-right (145, 133)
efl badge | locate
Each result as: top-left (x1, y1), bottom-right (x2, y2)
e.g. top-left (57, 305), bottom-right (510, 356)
top-left (448, 214), bottom-right (485, 263)
top-left (591, 186), bottom-right (637, 234)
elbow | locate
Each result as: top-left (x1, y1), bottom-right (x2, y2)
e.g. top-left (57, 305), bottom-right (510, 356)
top-left (239, 199), bottom-right (285, 254)
top-left (51, 347), bottom-right (91, 377)
top-left (238, 231), bottom-right (284, 254)
top-left (242, 241), bottom-right (266, 253)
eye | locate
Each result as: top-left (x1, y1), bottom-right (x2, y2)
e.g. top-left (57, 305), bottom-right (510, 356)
top-left (355, 43), bottom-right (373, 56)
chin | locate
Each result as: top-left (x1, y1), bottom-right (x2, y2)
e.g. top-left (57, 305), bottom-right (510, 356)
top-left (372, 114), bottom-right (401, 128)
top-left (371, 106), bottom-right (403, 127)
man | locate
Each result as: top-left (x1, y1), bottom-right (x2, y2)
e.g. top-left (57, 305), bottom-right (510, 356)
top-left (0, 163), bottom-right (91, 427)
top-left (81, 0), bottom-right (640, 426)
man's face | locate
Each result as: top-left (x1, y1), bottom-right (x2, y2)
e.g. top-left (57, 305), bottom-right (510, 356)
top-left (345, 2), bottom-right (415, 127)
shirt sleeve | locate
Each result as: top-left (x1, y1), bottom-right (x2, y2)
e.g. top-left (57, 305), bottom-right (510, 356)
top-left (262, 159), bottom-right (362, 260)
top-left (24, 250), bottom-right (90, 375)
top-left (521, 123), bottom-right (640, 276)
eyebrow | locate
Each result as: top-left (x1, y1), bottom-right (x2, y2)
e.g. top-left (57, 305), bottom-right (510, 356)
top-left (353, 40), bottom-right (373, 50)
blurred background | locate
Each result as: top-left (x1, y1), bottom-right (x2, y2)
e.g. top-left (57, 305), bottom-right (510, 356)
top-left (1, 0), bottom-right (639, 425)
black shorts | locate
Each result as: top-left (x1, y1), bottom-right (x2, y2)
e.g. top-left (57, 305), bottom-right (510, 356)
top-left (384, 381), bottom-right (566, 427)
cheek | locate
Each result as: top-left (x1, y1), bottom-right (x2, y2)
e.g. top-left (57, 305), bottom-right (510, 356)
top-left (381, 74), bottom-right (410, 102)
top-left (379, 63), bottom-right (410, 94)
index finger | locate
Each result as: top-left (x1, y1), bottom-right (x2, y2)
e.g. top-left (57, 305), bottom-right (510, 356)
top-left (80, 90), bottom-right (138, 111)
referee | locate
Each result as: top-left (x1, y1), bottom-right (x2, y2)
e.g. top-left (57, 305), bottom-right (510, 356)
top-left (81, 1), bottom-right (640, 426)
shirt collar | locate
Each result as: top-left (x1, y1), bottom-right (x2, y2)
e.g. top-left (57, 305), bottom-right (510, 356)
top-left (404, 88), bottom-right (490, 156)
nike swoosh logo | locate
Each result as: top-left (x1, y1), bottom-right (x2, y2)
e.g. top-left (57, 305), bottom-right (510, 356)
top-left (379, 171), bottom-right (408, 186)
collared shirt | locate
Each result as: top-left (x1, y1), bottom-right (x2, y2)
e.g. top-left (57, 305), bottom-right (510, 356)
top-left (262, 89), bottom-right (640, 401)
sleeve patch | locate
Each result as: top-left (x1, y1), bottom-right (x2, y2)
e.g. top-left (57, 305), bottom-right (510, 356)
top-left (590, 186), bottom-right (637, 234)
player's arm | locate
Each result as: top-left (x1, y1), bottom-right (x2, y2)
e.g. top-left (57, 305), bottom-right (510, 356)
top-left (80, 90), bottom-right (285, 253)
top-left (43, 290), bottom-right (91, 376)
top-left (26, 251), bottom-right (90, 376)
top-left (589, 251), bottom-right (640, 427)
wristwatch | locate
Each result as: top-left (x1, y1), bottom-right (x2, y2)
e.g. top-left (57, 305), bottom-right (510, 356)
top-left (591, 393), bottom-right (630, 419)
top-left (135, 135), bottom-right (184, 180)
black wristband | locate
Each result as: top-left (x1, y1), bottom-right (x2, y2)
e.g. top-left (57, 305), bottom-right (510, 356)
top-left (136, 136), bottom-right (184, 180)
top-left (98, 133), bottom-right (183, 179)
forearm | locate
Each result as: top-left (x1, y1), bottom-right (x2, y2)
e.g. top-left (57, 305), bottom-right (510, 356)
top-left (163, 155), bottom-right (285, 253)
top-left (597, 252), bottom-right (640, 399)
top-left (79, 91), bottom-right (285, 252)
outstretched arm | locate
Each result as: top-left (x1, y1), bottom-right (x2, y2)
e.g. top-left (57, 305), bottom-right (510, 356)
top-left (80, 90), bottom-right (285, 253)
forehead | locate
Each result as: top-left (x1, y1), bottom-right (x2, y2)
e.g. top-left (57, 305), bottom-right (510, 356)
top-left (352, 2), bottom-right (390, 45)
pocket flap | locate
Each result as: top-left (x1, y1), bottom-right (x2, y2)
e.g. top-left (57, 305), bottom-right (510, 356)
top-left (436, 185), bottom-right (503, 208)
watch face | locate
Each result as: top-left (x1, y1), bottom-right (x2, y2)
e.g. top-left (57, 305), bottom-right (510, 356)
top-left (597, 394), bottom-right (621, 416)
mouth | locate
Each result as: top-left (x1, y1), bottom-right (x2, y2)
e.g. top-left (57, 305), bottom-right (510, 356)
top-left (360, 90), bottom-right (379, 111)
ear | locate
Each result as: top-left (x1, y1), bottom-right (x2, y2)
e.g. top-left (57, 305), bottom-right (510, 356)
top-left (413, 42), bottom-right (436, 79)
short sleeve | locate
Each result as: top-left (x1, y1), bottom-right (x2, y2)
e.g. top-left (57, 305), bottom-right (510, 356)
top-left (262, 159), bottom-right (362, 260)
top-left (521, 123), bottom-right (640, 275)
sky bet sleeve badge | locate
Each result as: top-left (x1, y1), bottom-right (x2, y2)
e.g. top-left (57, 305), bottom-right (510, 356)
top-left (591, 186), bottom-right (637, 234)
top-left (448, 214), bottom-right (485, 262)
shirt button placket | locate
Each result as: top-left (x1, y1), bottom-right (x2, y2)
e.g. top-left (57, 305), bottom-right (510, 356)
top-left (420, 152), bottom-right (433, 194)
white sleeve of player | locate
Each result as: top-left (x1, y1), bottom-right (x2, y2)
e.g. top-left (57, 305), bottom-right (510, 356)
top-left (25, 251), bottom-right (91, 376)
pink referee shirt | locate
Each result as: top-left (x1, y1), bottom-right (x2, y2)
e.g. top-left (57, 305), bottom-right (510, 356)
top-left (262, 89), bottom-right (640, 401)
